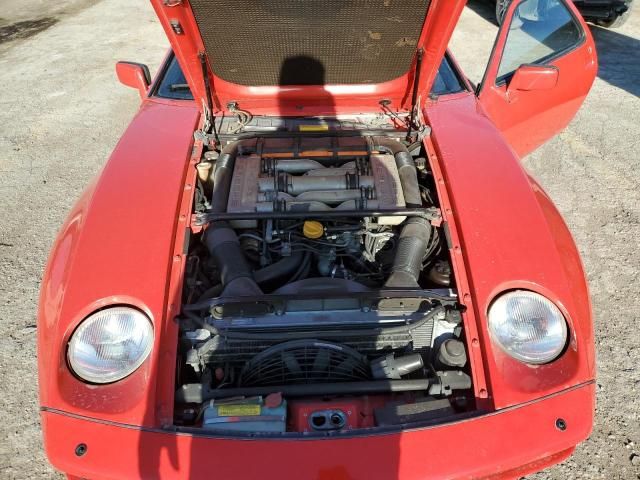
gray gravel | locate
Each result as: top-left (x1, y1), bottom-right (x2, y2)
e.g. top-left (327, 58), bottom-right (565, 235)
top-left (0, 0), bottom-right (638, 478)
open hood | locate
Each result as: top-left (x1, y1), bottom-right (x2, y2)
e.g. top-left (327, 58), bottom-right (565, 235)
top-left (151, 0), bottom-right (466, 116)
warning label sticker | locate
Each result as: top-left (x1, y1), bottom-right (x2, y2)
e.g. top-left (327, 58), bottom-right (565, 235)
top-left (217, 404), bottom-right (261, 417)
top-left (299, 125), bottom-right (329, 132)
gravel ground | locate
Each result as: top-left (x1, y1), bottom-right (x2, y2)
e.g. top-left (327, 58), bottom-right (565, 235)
top-left (0, 1), bottom-right (638, 478)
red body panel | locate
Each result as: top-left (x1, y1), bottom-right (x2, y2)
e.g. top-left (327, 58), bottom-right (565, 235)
top-left (287, 396), bottom-right (387, 432)
top-left (37, 102), bottom-right (199, 426)
top-left (477, 0), bottom-right (598, 157)
top-left (43, 383), bottom-right (593, 480)
top-left (426, 93), bottom-right (595, 409)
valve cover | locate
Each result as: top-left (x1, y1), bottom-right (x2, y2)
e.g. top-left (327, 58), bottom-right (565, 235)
top-left (227, 153), bottom-right (406, 225)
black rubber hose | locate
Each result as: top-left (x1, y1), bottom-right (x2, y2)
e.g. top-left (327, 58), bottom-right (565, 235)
top-left (203, 222), bottom-right (262, 297)
top-left (210, 140), bottom-right (253, 213)
top-left (253, 250), bottom-right (305, 286)
top-left (197, 283), bottom-right (224, 302)
top-left (371, 137), bottom-right (421, 208)
top-left (385, 217), bottom-right (432, 289)
top-left (394, 151), bottom-right (422, 208)
top-left (371, 138), bottom-right (433, 289)
top-left (289, 251), bottom-right (312, 282)
top-left (196, 252), bottom-right (305, 299)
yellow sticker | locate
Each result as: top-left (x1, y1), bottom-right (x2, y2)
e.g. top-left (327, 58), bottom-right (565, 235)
top-left (299, 125), bottom-right (329, 132)
top-left (217, 404), bottom-right (261, 417)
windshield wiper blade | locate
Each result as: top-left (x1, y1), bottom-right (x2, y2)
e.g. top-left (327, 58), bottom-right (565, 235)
top-left (169, 83), bottom-right (190, 91)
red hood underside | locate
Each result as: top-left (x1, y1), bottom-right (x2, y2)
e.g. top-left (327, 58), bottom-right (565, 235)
top-left (150, 0), bottom-right (467, 115)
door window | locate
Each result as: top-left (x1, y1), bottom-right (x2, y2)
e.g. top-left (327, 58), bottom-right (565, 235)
top-left (497, 0), bottom-right (583, 80)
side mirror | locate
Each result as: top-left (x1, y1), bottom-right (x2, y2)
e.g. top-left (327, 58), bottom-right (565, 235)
top-left (116, 61), bottom-right (151, 99)
top-left (508, 64), bottom-right (559, 93)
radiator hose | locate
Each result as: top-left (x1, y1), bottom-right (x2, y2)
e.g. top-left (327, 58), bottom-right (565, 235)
top-left (254, 250), bottom-right (305, 287)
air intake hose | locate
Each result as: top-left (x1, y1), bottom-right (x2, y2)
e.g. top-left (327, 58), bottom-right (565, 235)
top-left (372, 137), bottom-right (432, 289)
top-left (371, 137), bottom-right (422, 208)
top-left (203, 222), bottom-right (262, 297)
top-left (385, 217), bottom-right (432, 289)
top-left (210, 140), bottom-right (253, 213)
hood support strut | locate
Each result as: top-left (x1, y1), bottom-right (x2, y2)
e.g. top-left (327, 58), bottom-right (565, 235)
top-left (199, 51), bottom-right (220, 145)
top-left (406, 48), bottom-right (424, 142)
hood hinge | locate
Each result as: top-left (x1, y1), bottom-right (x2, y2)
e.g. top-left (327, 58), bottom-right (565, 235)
top-left (195, 51), bottom-right (220, 147)
top-left (194, 100), bottom-right (212, 144)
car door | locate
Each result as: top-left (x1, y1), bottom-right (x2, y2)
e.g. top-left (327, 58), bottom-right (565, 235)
top-left (478, 0), bottom-right (598, 157)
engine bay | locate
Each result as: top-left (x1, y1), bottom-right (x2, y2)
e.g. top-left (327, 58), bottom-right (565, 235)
top-left (176, 132), bottom-right (474, 435)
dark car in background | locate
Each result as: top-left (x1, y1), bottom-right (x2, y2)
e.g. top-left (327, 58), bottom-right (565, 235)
top-left (496, 0), bottom-right (633, 27)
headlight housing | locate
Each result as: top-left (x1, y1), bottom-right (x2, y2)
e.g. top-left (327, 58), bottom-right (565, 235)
top-left (68, 306), bottom-right (154, 384)
top-left (488, 290), bottom-right (567, 364)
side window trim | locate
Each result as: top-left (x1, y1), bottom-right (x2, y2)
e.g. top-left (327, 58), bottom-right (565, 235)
top-left (149, 52), bottom-right (175, 98)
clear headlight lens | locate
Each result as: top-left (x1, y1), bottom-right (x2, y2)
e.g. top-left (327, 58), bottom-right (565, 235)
top-left (488, 290), bottom-right (567, 364)
top-left (68, 306), bottom-right (154, 384)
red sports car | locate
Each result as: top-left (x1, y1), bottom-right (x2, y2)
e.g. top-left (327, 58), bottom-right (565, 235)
top-left (38, 0), bottom-right (597, 478)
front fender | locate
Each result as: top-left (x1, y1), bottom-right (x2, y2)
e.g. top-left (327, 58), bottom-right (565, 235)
top-left (426, 94), bottom-right (594, 409)
top-left (38, 102), bottom-right (200, 426)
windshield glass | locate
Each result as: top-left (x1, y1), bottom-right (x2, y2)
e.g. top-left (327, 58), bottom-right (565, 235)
top-left (155, 54), bottom-right (464, 101)
top-left (156, 56), bottom-right (194, 100)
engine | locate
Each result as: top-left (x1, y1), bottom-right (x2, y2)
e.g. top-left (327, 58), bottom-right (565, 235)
top-left (177, 134), bottom-right (473, 434)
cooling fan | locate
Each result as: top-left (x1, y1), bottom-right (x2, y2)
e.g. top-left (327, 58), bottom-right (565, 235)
top-left (238, 339), bottom-right (371, 387)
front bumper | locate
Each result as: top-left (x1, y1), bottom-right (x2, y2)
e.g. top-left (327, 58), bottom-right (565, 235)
top-left (42, 382), bottom-right (594, 480)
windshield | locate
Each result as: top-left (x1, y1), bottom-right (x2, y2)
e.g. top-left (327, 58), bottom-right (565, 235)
top-left (155, 56), bottom-right (193, 100)
top-left (155, 54), bottom-right (464, 102)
